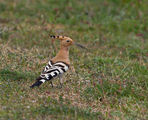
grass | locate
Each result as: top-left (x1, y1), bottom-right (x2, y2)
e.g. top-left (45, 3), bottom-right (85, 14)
top-left (0, 0), bottom-right (148, 119)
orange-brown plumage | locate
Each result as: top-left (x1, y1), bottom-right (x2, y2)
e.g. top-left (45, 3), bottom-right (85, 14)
top-left (50, 35), bottom-right (74, 65)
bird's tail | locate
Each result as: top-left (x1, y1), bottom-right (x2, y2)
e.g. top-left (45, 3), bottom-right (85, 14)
top-left (30, 78), bottom-right (46, 88)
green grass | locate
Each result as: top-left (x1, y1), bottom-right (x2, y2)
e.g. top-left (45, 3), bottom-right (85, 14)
top-left (0, 0), bottom-right (148, 119)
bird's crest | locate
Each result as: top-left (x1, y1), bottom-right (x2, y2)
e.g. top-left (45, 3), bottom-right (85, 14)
top-left (50, 35), bottom-right (70, 40)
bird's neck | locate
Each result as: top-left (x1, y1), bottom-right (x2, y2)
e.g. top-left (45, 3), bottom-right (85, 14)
top-left (57, 46), bottom-right (69, 59)
top-left (51, 46), bottom-right (70, 64)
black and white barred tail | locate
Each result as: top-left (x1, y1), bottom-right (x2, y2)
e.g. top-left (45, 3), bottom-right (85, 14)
top-left (30, 76), bottom-right (53, 88)
top-left (30, 61), bottom-right (69, 88)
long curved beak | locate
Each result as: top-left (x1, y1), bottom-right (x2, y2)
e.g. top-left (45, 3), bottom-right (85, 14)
top-left (74, 43), bottom-right (88, 50)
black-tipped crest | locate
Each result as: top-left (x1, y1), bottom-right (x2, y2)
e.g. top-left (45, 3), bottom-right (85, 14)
top-left (50, 35), bottom-right (56, 38)
top-left (50, 35), bottom-right (66, 40)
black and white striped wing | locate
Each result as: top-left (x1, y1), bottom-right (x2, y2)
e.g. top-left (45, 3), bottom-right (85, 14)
top-left (30, 61), bottom-right (69, 88)
top-left (42, 60), bottom-right (53, 73)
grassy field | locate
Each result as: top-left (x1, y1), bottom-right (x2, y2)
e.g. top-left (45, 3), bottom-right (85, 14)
top-left (0, 0), bottom-right (148, 119)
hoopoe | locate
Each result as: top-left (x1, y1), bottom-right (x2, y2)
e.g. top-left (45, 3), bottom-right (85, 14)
top-left (30, 35), bottom-right (75, 88)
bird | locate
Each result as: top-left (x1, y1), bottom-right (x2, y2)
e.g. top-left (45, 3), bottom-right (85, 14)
top-left (30, 35), bottom-right (74, 88)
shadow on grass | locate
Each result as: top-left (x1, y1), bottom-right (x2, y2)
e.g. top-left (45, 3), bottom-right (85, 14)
top-left (0, 69), bottom-right (35, 81)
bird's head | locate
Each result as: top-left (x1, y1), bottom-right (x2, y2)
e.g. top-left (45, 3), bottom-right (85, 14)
top-left (50, 35), bottom-right (88, 50)
top-left (50, 35), bottom-right (73, 47)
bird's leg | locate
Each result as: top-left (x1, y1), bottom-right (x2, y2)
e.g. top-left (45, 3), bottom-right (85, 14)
top-left (50, 81), bottom-right (54, 88)
top-left (58, 75), bottom-right (63, 88)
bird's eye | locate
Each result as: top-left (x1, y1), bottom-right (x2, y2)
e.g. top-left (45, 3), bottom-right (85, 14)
top-left (66, 40), bottom-right (70, 42)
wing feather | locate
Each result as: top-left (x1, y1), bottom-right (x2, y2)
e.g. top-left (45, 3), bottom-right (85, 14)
top-left (30, 61), bottom-right (69, 88)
